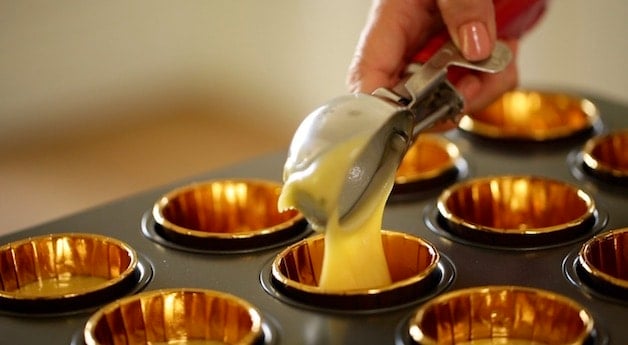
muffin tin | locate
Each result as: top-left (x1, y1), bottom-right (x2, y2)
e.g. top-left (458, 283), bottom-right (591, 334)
top-left (0, 90), bottom-right (626, 344)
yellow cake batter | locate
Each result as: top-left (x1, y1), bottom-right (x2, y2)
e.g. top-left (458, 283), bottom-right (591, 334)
top-left (279, 134), bottom-right (393, 291)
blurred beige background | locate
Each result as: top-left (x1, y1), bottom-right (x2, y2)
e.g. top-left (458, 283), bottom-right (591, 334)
top-left (1, 0), bottom-right (627, 235)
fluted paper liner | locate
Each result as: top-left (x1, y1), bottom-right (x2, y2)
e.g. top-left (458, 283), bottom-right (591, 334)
top-left (459, 90), bottom-right (599, 141)
top-left (578, 227), bottom-right (628, 296)
top-left (409, 286), bottom-right (594, 345)
top-left (153, 179), bottom-right (306, 251)
top-left (0, 233), bottom-right (138, 313)
top-left (437, 175), bottom-right (596, 247)
top-left (581, 130), bottom-right (628, 183)
top-left (394, 134), bottom-right (461, 194)
top-left (271, 231), bottom-right (440, 310)
top-left (84, 288), bottom-right (263, 345)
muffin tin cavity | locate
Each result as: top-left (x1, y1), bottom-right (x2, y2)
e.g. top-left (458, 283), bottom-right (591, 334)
top-left (261, 231), bottom-right (454, 312)
top-left (0, 233), bottom-right (151, 315)
top-left (143, 179), bottom-right (309, 253)
top-left (564, 227), bottom-right (628, 303)
top-left (581, 130), bottom-right (628, 184)
top-left (392, 134), bottom-right (468, 200)
top-left (424, 175), bottom-right (606, 250)
top-left (404, 286), bottom-right (596, 345)
top-left (458, 90), bottom-right (600, 141)
top-left (84, 288), bottom-right (267, 345)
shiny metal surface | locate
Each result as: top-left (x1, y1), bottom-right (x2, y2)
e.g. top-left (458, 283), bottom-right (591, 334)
top-left (281, 42), bottom-right (511, 230)
top-left (397, 41), bottom-right (511, 117)
top-left (438, 175), bottom-right (595, 231)
top-left (582, 130), bottom-right (628, 182)
top-left (0, 92), bottom-right (626, 344)
top-left (436, 175), bottom-right (597, 247)
top-left (458, 90), bottom-right (600, 140)
top-left (280, 93), bottom-right (412, 230)
top-left (578, 228), bottom-right (628, 293)
top-left (395, 134), bottom-right (460, 185)
top-left (152, 179), bottom-right (306, 251)
top-left (408, 286), bottom-right (594, 345)
top-left (270, 231), bottom-right (440, 310)
top-left (84, 288), bottom-right (263, 345)
top-left (0, 233), bottom-right (138, 314)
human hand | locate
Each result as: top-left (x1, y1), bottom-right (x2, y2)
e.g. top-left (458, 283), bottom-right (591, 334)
top-left (346, 0), bottom-right (521, 116)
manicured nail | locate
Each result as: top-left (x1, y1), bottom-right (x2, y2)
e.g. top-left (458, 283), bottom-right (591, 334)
top-left (458, 21), bottom-right (491, 61)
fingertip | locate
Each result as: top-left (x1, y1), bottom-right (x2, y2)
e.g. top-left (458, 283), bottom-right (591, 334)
top-left (437, 0), bottom-right (496, 61)
top-left (458, 21), bottom-right (493, 61)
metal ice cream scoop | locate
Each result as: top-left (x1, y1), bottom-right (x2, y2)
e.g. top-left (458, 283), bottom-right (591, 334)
top-left (282, 0), bottom-right (547, 229)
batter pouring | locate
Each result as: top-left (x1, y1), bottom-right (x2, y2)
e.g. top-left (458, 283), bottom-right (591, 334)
top-left (278, 133), bottom-right (394, 291)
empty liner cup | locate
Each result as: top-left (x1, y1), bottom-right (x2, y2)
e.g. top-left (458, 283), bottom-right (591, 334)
top-left (437, 176), bottom-right (597, 248)
top-left (408, 286), bottom-right (595, 345)
top-left (0, 233), bottom-right (139, 313)
top-left (577, 227), bottom-right (628, 298)
top-left (152, 179), bottom-right (306, 251)
top-left (458, 90), bottom-right (599, 141)
top-left (270, 231), bottom-right (440, 310)
top-left (84, 288), bottom-right (263, 345)
top-left (394, 134), bottom-right (462, 195)
top-left (581, 130), bottom-right (628, 184)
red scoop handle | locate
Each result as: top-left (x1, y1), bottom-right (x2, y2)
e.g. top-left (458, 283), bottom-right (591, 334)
top-left (414, 0), bottom-right (547, 64)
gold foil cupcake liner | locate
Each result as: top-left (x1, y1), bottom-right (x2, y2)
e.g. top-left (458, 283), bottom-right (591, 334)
top-left (431, 175), bottom-right (600, 249)
top-left (458, 90), bottom-right (600, 141)
top-left (146, 179), bottom-right (309, 253)
top-left (406, 285), bottom-right (595, 345)
top-left (0, 233), bottom-right (149, 314)
top-left (84, 288), bottom-right (265, 345)
top-left (262, 231), bottom-right (454, 312)
top-left (574, 228), bottom-right (628, 300)
top-left (392, 134), bottom-right (467, 200)
top-left (581, 130), bottom-right (628, 184)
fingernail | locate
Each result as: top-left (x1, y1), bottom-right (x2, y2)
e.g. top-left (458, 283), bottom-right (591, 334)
top-left (458, 21), bottom-right (491, 61)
